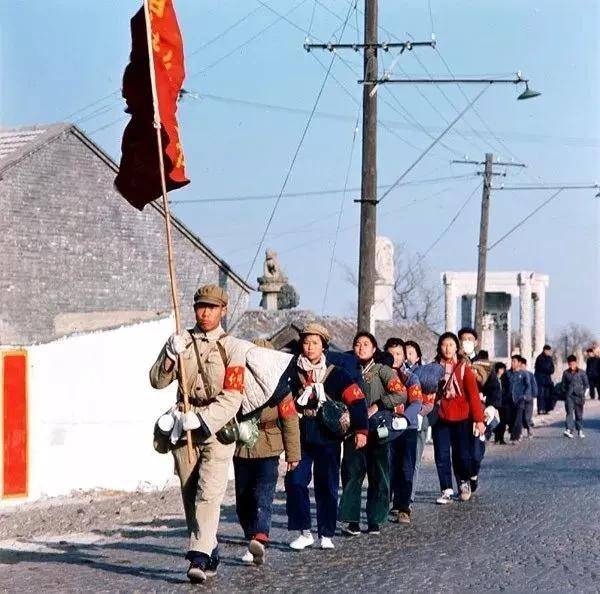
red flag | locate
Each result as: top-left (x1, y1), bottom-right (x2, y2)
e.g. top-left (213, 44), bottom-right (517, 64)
top-left (115, 0), bottom-right (190, 210)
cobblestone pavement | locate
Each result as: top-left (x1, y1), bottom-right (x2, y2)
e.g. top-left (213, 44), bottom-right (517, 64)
top-left (1, 401), bottom-right (599, 593)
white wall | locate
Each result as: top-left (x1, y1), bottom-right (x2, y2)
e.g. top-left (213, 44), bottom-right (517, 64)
top-left (18, 317), bottom-right (179, 502)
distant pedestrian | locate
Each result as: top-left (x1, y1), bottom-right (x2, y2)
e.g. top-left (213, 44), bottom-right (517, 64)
top-left (562, 355), bottom-right (589, 439)
top-left (431, 332), bottom-right (485, 504)
top-left (501, 355), bottom-right (533, 444)
top-left (285, 323), bottom-right (368, 551)
top-left (519, 357), bottom-right (538, 439)
top-left (493, 362), bottom-right (508, 444)
top-left (534, 345), bottom-right (555, 414)
top-left (585, 347), bottom-right (600, 400)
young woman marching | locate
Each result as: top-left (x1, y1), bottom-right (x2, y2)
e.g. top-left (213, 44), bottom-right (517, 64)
top-left (432, 332), bottom-right (485, 504)
top-left (338, 332), bottom-right (411, 535)
top-left (285, 323), bottom-right (368, 550)
top-left (234, 340), bottom-right (301, 566)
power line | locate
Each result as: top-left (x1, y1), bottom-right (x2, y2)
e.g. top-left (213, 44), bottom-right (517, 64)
top-left (378, 85), bottom-right (489, 204)
top-left (171, 174), bottom-right (475, 204)
top-left (488, 189), bottom-right (563, 251)
top-left (229, 0), bottom-right (356, 322)
top-left (322, 107), bottom-right (361, 314)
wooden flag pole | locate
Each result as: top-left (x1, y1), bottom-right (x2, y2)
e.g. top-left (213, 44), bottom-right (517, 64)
top-left (143, 0), bottom-right (194, 463)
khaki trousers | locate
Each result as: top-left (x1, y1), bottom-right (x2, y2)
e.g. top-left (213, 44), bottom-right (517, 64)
top-left (172, 437), bottom-right (235, 555)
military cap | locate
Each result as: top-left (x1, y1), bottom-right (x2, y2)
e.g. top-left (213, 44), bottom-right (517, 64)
top-left (193, 284), bottom-right (229, 307)
top-left (300, 322), bottom-right (330, 344)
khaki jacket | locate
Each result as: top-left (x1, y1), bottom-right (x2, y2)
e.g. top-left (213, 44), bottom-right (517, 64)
top-left (234, 395), bottom-right (301, 462)
top-left (149, 325), bottom-right (247, 436)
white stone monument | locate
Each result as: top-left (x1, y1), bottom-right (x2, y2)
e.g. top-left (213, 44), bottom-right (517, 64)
top-left (373, 236), bottom-right (394, 322)
top-left (442, 271), bottom-right (549, 362)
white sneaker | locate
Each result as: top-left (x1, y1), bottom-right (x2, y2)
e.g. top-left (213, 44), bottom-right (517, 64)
top-left (289, 532), bottom-right (314, 550)
top-left (564, 429), bottom-right (574, 439)
top-left (578, 430), bottom-right (586, 438)
top-left (459, 480), bottom-right (472, 502)
top-left (241, 550), bottom-right (253, 564)
top-left (436, 489), bottom-right (454, 505)
top-left (320, 536), bottom-right (334, 549)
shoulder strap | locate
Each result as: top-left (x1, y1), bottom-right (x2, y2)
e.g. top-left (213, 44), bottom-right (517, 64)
top-left (189, 331), bottom-right (212, 396)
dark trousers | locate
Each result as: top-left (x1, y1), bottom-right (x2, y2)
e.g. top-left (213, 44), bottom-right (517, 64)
top-left (390, 429), bottom-right (418, 512)
top-left (338, 436), bottom-right (390, 525)
top-left (589, 377), bottom-right (600, 400)
top-left (285, 441), bottom-right (341, 538)
top-left (565, 395), bottom-right (584, 431)
top-left (494, 404), bottom-right (511, 443)
top-left (510, 400), bottom-right (525, 441)
top-left (522, 400), bottom-right (534, 431)
top-left (234, 456), bottom-right (279, 541)
top-left (537, 385), bottom-right (552, 412)
top-left (432, 419), bottom-right (472, 492)
top-left (470, 434), bottom-right (486, 478)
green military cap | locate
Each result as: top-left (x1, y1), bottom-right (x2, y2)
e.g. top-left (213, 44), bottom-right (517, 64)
top-left (193, 284), bottom-right (229, 307)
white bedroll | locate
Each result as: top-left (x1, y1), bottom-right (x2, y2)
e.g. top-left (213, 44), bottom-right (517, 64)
top-left (240, 343), bottom-right (294, 415)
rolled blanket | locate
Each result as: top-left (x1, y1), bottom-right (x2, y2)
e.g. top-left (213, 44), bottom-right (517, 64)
top-left (412, 362), bottom-right (444, 394)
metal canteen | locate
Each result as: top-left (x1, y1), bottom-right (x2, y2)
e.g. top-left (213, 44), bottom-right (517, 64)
top-left (157, 413), bottom-right (175, 435)
top-left (377, 424), bottom-right (389, 440)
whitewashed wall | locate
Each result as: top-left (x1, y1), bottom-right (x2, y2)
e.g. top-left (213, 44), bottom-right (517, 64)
top-left (22, 317), bottom-right (179, 502)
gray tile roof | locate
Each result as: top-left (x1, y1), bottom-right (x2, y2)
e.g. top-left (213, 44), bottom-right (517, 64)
top-left (0, 128), bottom-right (47, 159)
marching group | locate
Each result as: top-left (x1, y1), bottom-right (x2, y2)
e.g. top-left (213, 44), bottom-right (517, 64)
top-left (149, 283), bottom-right (594, 584)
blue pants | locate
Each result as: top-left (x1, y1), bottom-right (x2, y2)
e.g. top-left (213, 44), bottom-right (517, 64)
top-left (234, 456), bottom-right (279, 541)
top-left (285, 441), bottom-right (341, 538)
top-left (410, 426), bottom-right (428, 503)
top-left (537, 385), bottom-right (552, 412)
top-left (432, 419), bottom-right (472, 492)
top-left (470, 434), bottom-right (485, 478)
top-left (565, 395), bottom-right (584, 431)
top-left (522, 400), bottom-right (534, 431)
top-left (390, 429), bottom-right (418, 511)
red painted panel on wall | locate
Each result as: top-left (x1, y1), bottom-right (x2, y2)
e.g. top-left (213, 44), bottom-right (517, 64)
top-left (3, 353), bottom-right (28, 497)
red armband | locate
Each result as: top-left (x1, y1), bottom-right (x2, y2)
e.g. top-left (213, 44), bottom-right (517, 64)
top-left (387, 377), bottom-right (406, 394)
top-left (223, 366), bottom-right (245, 392)
top-left (342, 383), bottom-right (364, 406)
top-left (422, 392), bottom-right (436, 406)
top-left (407, 384), bottom-right (423, 403)
top-left (278, 397), bottom-right (297, 419)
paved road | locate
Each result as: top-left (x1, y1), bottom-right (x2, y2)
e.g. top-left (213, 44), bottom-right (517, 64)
top-left (1, 402), bottom-right (599, 593)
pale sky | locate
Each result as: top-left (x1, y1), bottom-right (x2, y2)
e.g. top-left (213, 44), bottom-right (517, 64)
top-left (1, 0), bottom-right (598, 337)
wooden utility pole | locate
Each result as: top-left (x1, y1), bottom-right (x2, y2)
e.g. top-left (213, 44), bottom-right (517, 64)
top-left (357, 0), bottom-right (378, 332)
top-left (474, 153), bottom-right (493, 340)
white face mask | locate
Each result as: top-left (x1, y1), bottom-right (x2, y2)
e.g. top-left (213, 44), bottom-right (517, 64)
top-left (461, 340), bottom-right (476, 356)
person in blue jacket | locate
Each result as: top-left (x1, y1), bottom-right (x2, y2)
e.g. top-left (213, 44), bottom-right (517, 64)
top-left (501, 355), bottom-right (533, 443)
top-left (284, 322), bottom-right (368, 551)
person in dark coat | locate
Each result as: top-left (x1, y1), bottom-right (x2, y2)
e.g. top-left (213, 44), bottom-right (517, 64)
top-left (284, 323), bottom-right (368, 551)
top-left (534, 345), bottom-right (555, 414)
top-left (500, 355), bottom-right (533, 443)
top-left (562, 355), bottom-right (589, 438)
top-left (585, 347), bottom-right (600, 400)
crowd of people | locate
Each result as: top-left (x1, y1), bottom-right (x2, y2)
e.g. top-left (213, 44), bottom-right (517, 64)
top-left (149, 283), bottom-right (595, 584)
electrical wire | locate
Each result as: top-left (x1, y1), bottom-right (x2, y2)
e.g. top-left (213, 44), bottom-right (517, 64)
top-left (322, 107), bottom-right (361, 314)
top-left (378, 85), bottom-right (489, 204)
top-left (487, 189), bottom-right (564, 251)
top-left (228, 0), bottom-right (356, 323)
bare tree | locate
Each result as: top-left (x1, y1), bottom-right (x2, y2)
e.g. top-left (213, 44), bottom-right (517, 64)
top-left (392, 243), bottom-right (443, 331)
top-left (338, 243), bottom-right (443, 331)
top-left (554, 323), bottom-right (597, 359)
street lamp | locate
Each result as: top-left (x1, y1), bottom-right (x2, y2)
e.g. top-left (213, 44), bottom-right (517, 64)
top-left (359, 73), bottom-right (542, 101)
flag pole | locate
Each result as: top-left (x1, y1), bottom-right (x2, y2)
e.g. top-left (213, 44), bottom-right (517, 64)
top-left (143, 0), bottom-right (194, 463)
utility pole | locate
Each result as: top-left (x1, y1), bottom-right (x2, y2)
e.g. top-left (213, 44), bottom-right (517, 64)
top-left (474, 153), bottom-right (493, 340)
top-left (357, 0), bottom-right (378, 332)
top-left (452, 155), bottom-right (526, 340)
top-left (305, 6), bottom-right (435, 332)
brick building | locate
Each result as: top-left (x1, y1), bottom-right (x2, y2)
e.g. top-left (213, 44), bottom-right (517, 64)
top-left (0, 123), bottom-right (251, 345)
